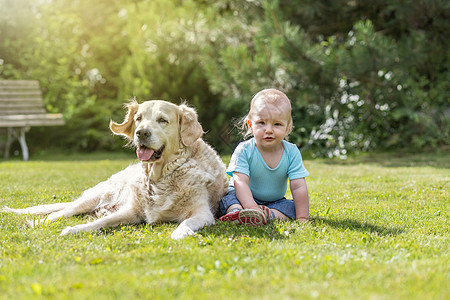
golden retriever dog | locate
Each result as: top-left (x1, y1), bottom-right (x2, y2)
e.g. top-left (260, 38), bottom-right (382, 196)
top-left (2, 100), bottom-right (228, 239)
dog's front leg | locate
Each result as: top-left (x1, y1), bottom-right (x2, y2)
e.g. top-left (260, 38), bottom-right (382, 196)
top-left (60, 206), bottom-right (142, 236)
top-left (171, 205), bottom-right (215, 240)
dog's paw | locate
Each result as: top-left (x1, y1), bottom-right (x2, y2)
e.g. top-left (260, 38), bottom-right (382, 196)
top-left (28, 219), bottom-right (39, 228)
top-left (60, 226), bottom-right (79, 236)
top-left (28, 218), bottom-right (47, 228)
top-left (171, 225), bottom-right (195, 240)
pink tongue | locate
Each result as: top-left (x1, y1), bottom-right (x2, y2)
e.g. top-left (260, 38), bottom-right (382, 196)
top-left (136, 148), bottom-right (154, 161)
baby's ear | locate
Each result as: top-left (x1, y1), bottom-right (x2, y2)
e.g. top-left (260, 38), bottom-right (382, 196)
top-left (178, 103), bottom-right (203, 146)
top-left (109, 99), bottom-right (139, 140)
top-left (247, 119), bottom-right (253, 130)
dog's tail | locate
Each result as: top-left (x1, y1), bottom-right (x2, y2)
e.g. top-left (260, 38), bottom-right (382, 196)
top-left (2, 202), bottom-right (69, 215)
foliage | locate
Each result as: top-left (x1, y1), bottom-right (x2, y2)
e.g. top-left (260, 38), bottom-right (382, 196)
top-left (0, 153), bottom-right (449, 299)
top-left (0, 0), bottom-right (221, 152)
top-left (204, 0), bottom-right (449, 156)
top-left (0, 0), bottom-right (448, 156)
top-left (0, 0), bottom-right (119, 150)
top-left (116, 0), bottom-right (224, 146)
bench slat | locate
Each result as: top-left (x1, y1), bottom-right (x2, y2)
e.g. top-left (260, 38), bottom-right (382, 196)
top-left (0, 91), bottom-right (42, 97)
top-left (0, 80), bottom-right (65, 160)
top-left (1, 109), bottom-right (47, 115)
top-left (0, 100), bottom-right (43, 105)
top-left (0, 98), bottom-right (43, 102)
top-left (0, 114), bottom-right (65, 127)
top-left (0, 102), bottom-right (46, 107)
top-left (0, 80), bottom-right (40, 88)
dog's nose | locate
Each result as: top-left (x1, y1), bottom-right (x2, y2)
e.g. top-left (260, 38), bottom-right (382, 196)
top-left (136, 129), bottom-right (151, 139)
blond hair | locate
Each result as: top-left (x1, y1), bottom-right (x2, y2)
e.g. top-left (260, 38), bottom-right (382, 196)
top-left (240, 88), bottom-right (293, 139)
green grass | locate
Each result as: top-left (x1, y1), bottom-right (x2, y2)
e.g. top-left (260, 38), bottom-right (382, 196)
top-left (0, 152), bottom-right (449, 299)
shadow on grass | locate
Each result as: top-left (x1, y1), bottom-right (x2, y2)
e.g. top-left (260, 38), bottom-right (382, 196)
top-left (200, 221), bottom-right (293, 240)
top-left (200, 217), bottom-right (405, 240)
top-left (314, 217), bottom-right (404, 236)
top-left (93, 221), bottom-right (292, 241)
top-left (42, 215), bottom-right (403, 240)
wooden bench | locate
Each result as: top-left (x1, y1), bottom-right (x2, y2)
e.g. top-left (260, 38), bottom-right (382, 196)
top-left (0, 80), bottom-right (65, 161)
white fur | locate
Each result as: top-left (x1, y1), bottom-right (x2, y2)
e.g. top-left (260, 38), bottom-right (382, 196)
top-left (3, 100), bottom-right (228, 240)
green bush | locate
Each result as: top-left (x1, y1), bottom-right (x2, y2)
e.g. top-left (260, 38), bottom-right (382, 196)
top-left (1, 0), bottom-right (448, 156)
top-left (204, 0), bottom-right (449, 156)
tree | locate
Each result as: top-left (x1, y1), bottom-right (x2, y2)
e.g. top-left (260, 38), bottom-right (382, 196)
top-left (1, 0), bottom-right (448, 156)
top-left (203, 0), bottom-right (449, 156)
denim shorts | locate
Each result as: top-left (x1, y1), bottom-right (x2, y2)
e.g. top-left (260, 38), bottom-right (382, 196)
top-left (219, 187), bottom-right (296, 219)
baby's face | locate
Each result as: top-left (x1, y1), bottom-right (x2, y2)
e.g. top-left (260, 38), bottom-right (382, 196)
top-left (248, 99), bottom-right (291, 151)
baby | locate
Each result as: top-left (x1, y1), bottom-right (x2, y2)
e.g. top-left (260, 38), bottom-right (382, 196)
top-left (219, 88), bottom-right (310, 225)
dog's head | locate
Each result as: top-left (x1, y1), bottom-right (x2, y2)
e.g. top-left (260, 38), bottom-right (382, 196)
top-left (110, 100), bottom-right (203, 162)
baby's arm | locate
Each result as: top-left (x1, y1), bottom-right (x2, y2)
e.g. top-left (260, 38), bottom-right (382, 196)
top-left (233, 172), bottom-right (261, 211)
top-left (290, 178), bottom-right (310, 221)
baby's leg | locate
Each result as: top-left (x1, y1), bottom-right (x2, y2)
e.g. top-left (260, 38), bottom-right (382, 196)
top-left (218, 189), bottom-right (242, 216)
top-left (271, 209), bottom-right (289, 220)
top-left (226, 204), bottom-right (243, 214)
top-left (264, 198), bottom-right (296, 220)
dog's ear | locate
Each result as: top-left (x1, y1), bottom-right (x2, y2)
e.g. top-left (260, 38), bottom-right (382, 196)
top-left (179, 103), bottom-right (203, 146)
top-left (109, 100), bottom-right (139, 140)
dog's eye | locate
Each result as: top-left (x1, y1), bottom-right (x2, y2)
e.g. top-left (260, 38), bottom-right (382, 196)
top-left (157, 117), bottom-right (168, 124)
top-left (136, 115), bottom-right (142, 122)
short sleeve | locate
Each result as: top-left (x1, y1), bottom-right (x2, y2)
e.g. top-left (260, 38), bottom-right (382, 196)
top-left (226, 141), bottom-right (252, 177)
top-left (286, 142), bottom-right (309, 180)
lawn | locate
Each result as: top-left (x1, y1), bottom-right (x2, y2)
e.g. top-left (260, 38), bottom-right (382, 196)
top-left (0, 151), bottom-right (448, 299)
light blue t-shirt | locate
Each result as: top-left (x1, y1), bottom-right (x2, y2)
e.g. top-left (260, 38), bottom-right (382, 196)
top-left (227, 138), bottom-right (309, 202)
